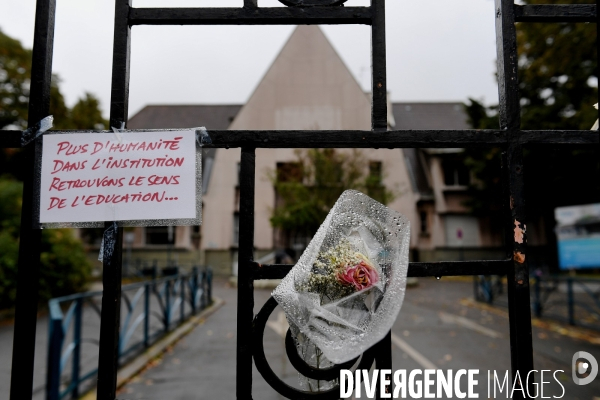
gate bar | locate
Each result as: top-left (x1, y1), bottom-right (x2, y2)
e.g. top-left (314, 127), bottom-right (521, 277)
top-left (236, 147), bottom-right (257, 399)
top-left (253, 260), bottom-right (512, 280)
top-left (371, 0), bottom-right (387, 131)
top-left (514, 4), bottom-right (596, 23)
top-left (374, 331), bottom-right (392, 399)
top-left (55, 128), bottom-right (600, 147)
top-left (495, 0), bottom-right (535, 397)
top-left (96, 0), bottom-right (131, 398)
top-left (129, 7), bottom-right (372, 26)
top-left (9, 0), bottom-right (56, 398)
top-left (4, 129), bottom-right (599, 149)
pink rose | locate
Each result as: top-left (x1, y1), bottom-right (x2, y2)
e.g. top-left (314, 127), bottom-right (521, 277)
top-left (337, 260), bottom-right (379, 291)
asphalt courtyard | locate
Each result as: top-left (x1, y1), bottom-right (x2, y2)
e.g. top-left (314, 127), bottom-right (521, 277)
top-left (113, 278), bottom-right (600, 400)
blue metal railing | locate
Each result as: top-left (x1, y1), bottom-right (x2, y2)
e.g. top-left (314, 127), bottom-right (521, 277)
top-left (532, 275), bottom-right (600, 329)
top-left (46, 267), bottom-right (212, 400)
top-left (474, 274), bottom-right (600, 330)
top-left (473, 275), bottom-right (504, 304)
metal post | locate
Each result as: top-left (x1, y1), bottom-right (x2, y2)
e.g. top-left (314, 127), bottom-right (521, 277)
top-left (71, 299), bottom-right (83, 399)
top-left (371, 0), bottom-right (387, 131)
top-left (10, 0), bottom-right (56, 398)
top-left (372, 1), bottom-right (390, 393)
top-left (199, 270), bottom-right (205, 310)
top-left (204, 269), bottom-right (209, 308)
top-left (165, 280), bottom-right (171, 331)
top-left (375, 331), bottom-right (392, 399)
top-left (97, 221), bottom-right (124, 400)
top-left (180, 277), bottom-right (185, 323)
top-left (207, 268), bottom-right (213, 305)
top-left (191, 266), bottom-right (198, 313)
top-left (534, 276), bottom-right (542, 318)
top-left (46, 317), bottom-right (63, 400)
top-left (495, 0), bottom-right (535, 397)
top-left (567, 278), bottom-right (575, 326)
top-left (236, 147), bottom-right (256, 399)
top-left (144, 284), bottom-right (150, 348)
top-left (96, 0), bottom-right (131, 399)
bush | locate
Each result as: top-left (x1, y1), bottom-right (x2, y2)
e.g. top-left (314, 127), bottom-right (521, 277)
top-left (0, 178), bottom-right (92, 309)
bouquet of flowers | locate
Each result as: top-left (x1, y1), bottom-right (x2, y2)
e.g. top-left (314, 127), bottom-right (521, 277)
top-left (301, 239), bottom-right (379, 300)
top-left (272, 190), bottom-right (410, 389)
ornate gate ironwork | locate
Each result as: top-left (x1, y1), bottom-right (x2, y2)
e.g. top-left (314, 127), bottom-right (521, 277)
top-left (1, 0), bottom-right (598, 399)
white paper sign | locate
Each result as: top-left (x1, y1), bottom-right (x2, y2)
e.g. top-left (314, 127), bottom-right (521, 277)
top-left (40, 130), bottom-right (197, 223)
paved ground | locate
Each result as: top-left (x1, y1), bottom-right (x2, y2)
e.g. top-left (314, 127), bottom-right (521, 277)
top-left (0, 311), bottom-right (48, 400)
top-left (115, 278), bottom-right (600, 400)
top-left (0, 281), bottom-right (201, 400)
top-left (1, 278), bottom-right (598, 399)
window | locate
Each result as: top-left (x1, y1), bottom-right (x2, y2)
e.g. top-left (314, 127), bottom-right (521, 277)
top-left (443, 159), bottom-right (469, 186)
top-left (145, 226), bottom-right (175, 245)
top-left (420, 211), bottom-right (428, 234)
top-left (276, 162), bottom-right (302, 182)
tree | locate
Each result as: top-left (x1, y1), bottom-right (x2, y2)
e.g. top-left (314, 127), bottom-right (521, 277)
top-left (0, 29), bottom-right (106, 131)
top-left (0, 29), bottom-right (101, 309)
top-left (517, 0), bottom-right (597, 130)
top-left (269, 149), bottom-right (396, 249)
top-left (71, 92), bottom-right (108, 130)
top-left (0, 179), bottom-right (92, 309)
top-left (0, 179), bottom-right (21, 307)
top-left (0, 29), bottom-right (31, 130)
top-left (463, 1), bottom-right (599, 269)
top-left (464, 98), bottom-right (499, 130)
top-left (1, 28), bottom-right (108, 180)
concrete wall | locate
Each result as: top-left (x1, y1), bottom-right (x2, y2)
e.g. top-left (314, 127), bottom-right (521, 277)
top-left (201, 26), bottom-right (418, 258)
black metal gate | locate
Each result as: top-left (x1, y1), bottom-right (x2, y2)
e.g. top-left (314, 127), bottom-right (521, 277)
top-left (1, 0), bottom-right (598, 399)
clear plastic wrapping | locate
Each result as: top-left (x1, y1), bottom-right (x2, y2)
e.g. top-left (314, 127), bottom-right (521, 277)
top-left (272, 189), bottom-right (410, 372)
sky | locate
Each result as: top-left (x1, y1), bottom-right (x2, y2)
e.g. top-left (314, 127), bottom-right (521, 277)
top-left (0, 0), bottom-right (501, 120)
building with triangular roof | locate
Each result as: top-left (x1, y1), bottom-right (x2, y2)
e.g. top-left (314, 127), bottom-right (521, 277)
top-left (124, 26), bottom-right (506, 275)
